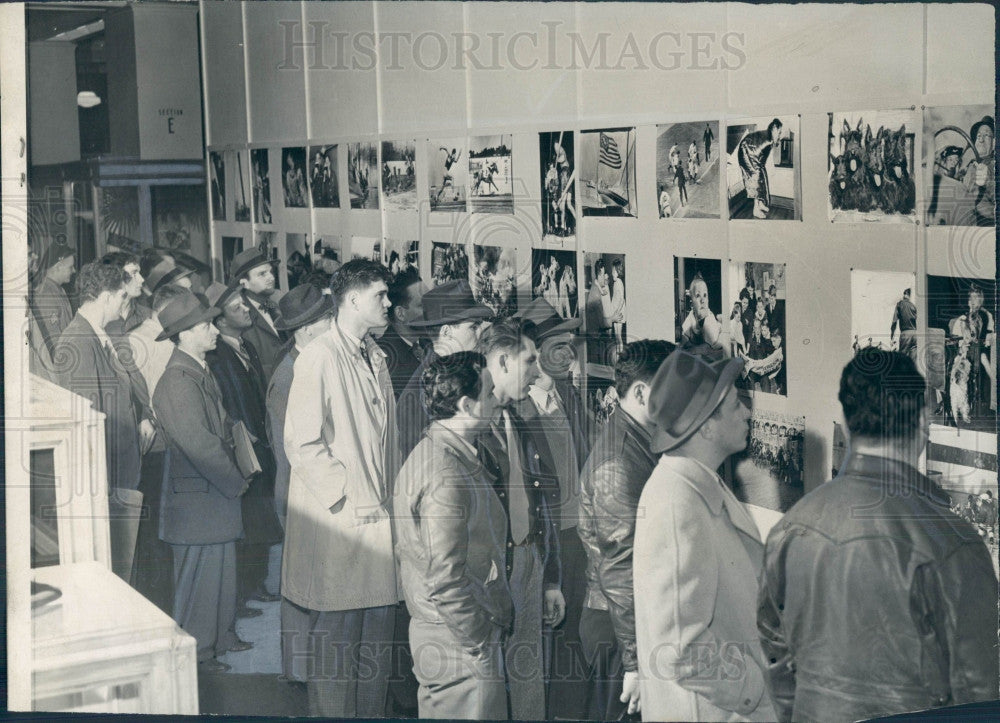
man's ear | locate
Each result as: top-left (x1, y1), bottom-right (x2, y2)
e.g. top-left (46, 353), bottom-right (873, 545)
top-left (238, 277), bottom-right (248, 290)
top-left (393, 305), bottom-right (406, 323)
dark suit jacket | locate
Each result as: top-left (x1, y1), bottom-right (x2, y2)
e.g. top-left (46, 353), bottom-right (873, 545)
top-left (241, 291), bottom-right (287, 382)
top-left (376, 324), bottom-right (423, 401)
top-left (765, 299), bottom-right (786, 336)
top-left (153, 347), bottom-right (245, 545)
top-left (54, 314), bottom-right (142, 491)
top-left (397, 347), bottom-right (439, 461)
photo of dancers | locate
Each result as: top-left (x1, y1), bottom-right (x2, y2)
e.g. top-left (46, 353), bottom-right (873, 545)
top-left (428, 138), bottom-right (467, 212)
top-left (674, 256), bottom-right (723, 355)
top-left (382, 238), bottom-right (419, 279)
top-left (468, 135), bottom-right (513, 214)
top-left (579, 127), bottom-right (637, 217)
top-left (850, 269), bottom-right (917, 356)
top-left (539, 131), bottom-right (576, 238)
top-left (472, 245), bottom-right (518, 319)
top-left (431, 241), bottom-right (469, 286)
top-left (281, 147), bottom-right (308, 209)
top-left (656, 121), bottom-right (720, 218)
top-left (308, 144), bottom-right (339, 208)
top-left (583, 252), bottom-right (626, 370)
top-left (924, 105), bottom-right (995, 227)
top-left (727, 115), bottom-right (800, 220)
top-left (728, 261), bottom-right (788, 397)
top-left (828, 110), bottom-right (917, 222)
top-left (926, 274), bottom-right (996, 431)
top-left (348, 142), bottom-right (379, 209)
top-left (531, 249), bottom-right (578, 320)
top-left (380, 140), bottom-right (416, 211)
top-left (209, 150), bottom-right (226, 221)
top-left (250, 148), bottom-right (272, 224)
top-left (228, 150), bottom-right (251, 222)
top-left (727, 411), bottom-right (806, 513)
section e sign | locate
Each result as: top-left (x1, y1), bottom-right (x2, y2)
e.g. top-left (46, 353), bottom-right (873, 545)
top-left (159, 107), bottom-right (184, 134)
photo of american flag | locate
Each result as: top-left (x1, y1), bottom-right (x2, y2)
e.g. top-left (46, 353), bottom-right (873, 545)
top-left (599, 132), bottom-right (622, 169)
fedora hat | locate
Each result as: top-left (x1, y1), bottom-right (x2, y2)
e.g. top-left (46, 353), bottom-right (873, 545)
top-left (970, 115), bottom-right (994, 143)
top-left (147, 258), bottom-right (193, 294)
top-left (204, 281), bottom-right (242, 311)
top-left (515, 297), bottom-right (581, 342)
top-left (276, 283), bottom-right (335, 331)
top-left (648, 351), bottom-right (744, 454)
top-left (155, 292), bottom-right (221, 341)
top-left (409, 280), bottom-right (492, 328)
top-left (230, 248), bottom-right (279, 282)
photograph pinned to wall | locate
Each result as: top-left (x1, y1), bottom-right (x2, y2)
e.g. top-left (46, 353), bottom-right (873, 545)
top-left (850, 269), bottom-right (917, 357)
top-left (221, 235), bottom-right (243, 283)
top-left (531, 248), bottom-right (578, 320)
top-left (586, 374), bottom-right (619, 427)
top-left (924, 105), bottom-right (994, 227)
top-left (284, 232), bottom-right (312, 291)
top-left (281, 147), bottom-right (309, 209)
top-left (726, 115), bottom-right (800, 220)
top-left (382, 238), bottom-right (419, 279)
top-left (579, 127), bottom-right (637, 217)
top-left (926, 275), bottom-right (996, 431)
top-left (428, 138), bottom-right (467, 212)
top-left (255, 230), bottom-right (279, 264)
top-left (468, 135), bottom-right (513, 214)
top-left (727, 411), bottom-right (806, 513)
top-left (674, 256), bottom-right (723, 354)
top-left (828, 110), bottom-right (917, 223)
top-left (227, 149), bottom-right (251, 222)
top-left (539, 131), bottom-right (576, 239)
top-left (209, 150), bottom-right (226, 221)
top-left (151, 185), bottom-right (208, 254)
top-left (351, 236), bottom-right (381, 262)
top-left (380, 140), bottom-right (416, 211)
top-left (727, 261), bottom-right (788, 396)
top-left (471, 245), bottom-right (518, 319)
top-left (313, 234), bottom-right (343, 275)
top-left (656, 121), bottom-right (721, 218)
top-left (308, 144), bottom-right (339, 209)
top-left (431, 241), bottom-right (469, 286)
top-left (583, 252), bottom-right (626, 371)
top-left (348, 142), bottom-right (379, 210)
top-left (250, 148), bottom-right (272, 224)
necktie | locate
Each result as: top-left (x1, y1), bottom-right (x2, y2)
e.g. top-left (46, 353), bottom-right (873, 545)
top-left (504, 410), bottom-right (531, 544)
top-left (360, 340), bottom-right (375, 376)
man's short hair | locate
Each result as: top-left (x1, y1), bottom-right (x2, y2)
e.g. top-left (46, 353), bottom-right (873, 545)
top-left (422, 351), bottom-right (487, 421)
top-left (329, 259), bottom-right (390, 307)
top-left (477, 318), bottom-right (527, 357)
top-left (387, 267), bottom-right (421, 310)
top-left (77, 260), bottom-right (125, 303)
top-left (152, 283), bottom-right (191, 313)
top-left (838, 348), bottom-right (925, 442)
top-left (614, 339), bottom-right (676, 397)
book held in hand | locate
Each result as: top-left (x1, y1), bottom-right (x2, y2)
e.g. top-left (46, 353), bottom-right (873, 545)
top-left (231, 420), bottom-right (261, 478)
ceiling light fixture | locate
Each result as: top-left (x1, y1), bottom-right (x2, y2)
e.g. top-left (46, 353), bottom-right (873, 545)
top-left (77, 91), bottom-right (101, 108)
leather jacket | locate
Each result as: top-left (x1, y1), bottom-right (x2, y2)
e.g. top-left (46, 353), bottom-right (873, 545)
top-left (577, 407), bottom-right (657, 672)
top-left (394, 423), bottom-right (513, 655)
top-left (758, 453), bottom-right (999, 722)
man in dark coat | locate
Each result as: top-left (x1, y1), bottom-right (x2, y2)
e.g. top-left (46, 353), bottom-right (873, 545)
top-left (34, 242), bottom-right (76, 355)
top-left (152, 292), bottom-right (251, 674)
top-left (204, 282), bottom-right (283, 618)
top-left (759, 349), bottom-right (999, 721)
top-left (376, 267), bottom-right (426, 400)
top-left (231, 248), bottom-right (286, 381)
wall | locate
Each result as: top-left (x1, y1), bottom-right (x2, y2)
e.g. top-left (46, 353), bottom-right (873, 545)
top-left (198, 1), bottom-right (996, 492)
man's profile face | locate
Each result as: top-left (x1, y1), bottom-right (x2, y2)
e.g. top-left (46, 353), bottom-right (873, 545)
top-left (397, 281), bottom-right (425, 325)
top-left (49, 255), bottom-right (76, 285)
top-left (495, 337), bottom-right (539, 402)
top-left (355, 280), bottom-right (390, 331)
top-left (709, 386), bottom-right (751, 457)
top-left (243, 264), bottom-right (276, 295)
top-left (223, 296), bottom-right (253, 331)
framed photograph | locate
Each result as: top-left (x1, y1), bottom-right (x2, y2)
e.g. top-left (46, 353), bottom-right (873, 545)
top-left (583, 252), bottom-right (626, 371)
top-left (531, 248), bottom-right (578, 320)
top-left (727, 411), bottom-right (806, 513)
top-left (585, 374), bottom-right (619, 427)
top-left (468, 135), bottom-right (513, 214)
top-left (472, 245), bottom-right (517, 319)
top-left (428, 138), bottom-right (467, 212)
top-left (850, 269), bottom-right (917, 356)
top-left (255, 230), bottom-right (278, 263)
top-left (382, 238), bottom-right (419, 279)
top-left (348, 142), bottom-right (379, 210)
top-left (539, 131), bottom-right (577, 239)
top-left (250, 148), bottom-right (273, 224)
top-left (431, 241), bottom-right (468, 286)
top-left (209, 150), bottom-right (226, 221)
top-left (656, 121), bottom-right (721, 219)
top-left (380, 140), bottom-right (416, 211)
top-left (284, 232), bottom-right (311, 291)
top-left (924, 105), bottom-right (994, 227)
top-left (229, 149), bottom-right (251, 222)
top-left (308, 144), bottom-right (339, 209)
top-left (280, 147), bottom-right (309, 209)
top-left (674, 256), bottom-right (723, 353)
top-left (726, 115), bottom-right (801, 220)
top-left (579, 127), bottom-right (637, 217)
top-left (728, 261), bottom-right (788, 396)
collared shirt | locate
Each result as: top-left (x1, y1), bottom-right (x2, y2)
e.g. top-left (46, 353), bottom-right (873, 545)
top-left (247, 296), bottom-right (279, 335)
top-left (177, 346), bottom-right (208, 371)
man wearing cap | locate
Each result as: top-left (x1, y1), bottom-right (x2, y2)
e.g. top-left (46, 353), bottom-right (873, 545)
top-left (231, 248), bottom-right (286, 381)
top-left (396, 279), bottom-right (493, 458)
top-left (205, 282), bottom-right (283, 619)
top-left (283, 259), bottom-right (402, 716)
top-left (376, 267), bottom-right (426, 400)
top-left (265, 282), bottom-right (335, 684)
top-left (33, 242), bottom-right (76, 353)
top-left (577, 339), bottom-right (676, 721)
top-left (147, 257), bottom-right (195, 297)
top-left (153, 291), bottom-right (252, 674)
top-left (757, 349), bottom-right (998, 722)
top-left (633, 351), bottom-right (775, 721)
top-left (512, 298), bottom-right (591, 720)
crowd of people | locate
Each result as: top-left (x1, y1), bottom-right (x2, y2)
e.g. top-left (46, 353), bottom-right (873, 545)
top-left (25, 239), bottom-right (998, 721)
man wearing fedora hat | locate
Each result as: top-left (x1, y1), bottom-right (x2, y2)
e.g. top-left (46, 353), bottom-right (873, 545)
top-left (633, 351), bottom-right (775, 721)
top-left (264, 282), bottom-right (335, 684)
top-left (33, 241), bottom-right (76, 353)
top-left (231, 247), bottom-right (286, 381)
top-left (396, 279), bottom-right (493, 458)
top-left (962, 114), bottom-right (994, 226)
top-left (204, 282), bottom-right (283, 620)
top-left (151, 291), bottom-right (252, 674)
top-left (147, 257), bottom-right (195, 297)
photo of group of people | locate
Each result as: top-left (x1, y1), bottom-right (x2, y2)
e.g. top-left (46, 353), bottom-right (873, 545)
top-left (348, 142), bottom-right (379, 210)
top-left (428, 139), bottom-right (466, 212)
top-left (251, 148), bottom-right (272, 223)
top-left (281, 147), bottom-right (309, 209)
top-left (380, 140), bottom-right (416, 212)
top-left (382, 238), bottom-right (419, 279)
top-left (726, 115), bottom-right (800, 220)
top-left (539, 131), bottom-right (576, 239)
top-left (673, 256), bottom-right (724, 354)
top-left (308, 144), bottom-right (339, 208)
top-left (468, 135), bottom-right (513, 214)
top-left (728, 411), bottom-right (806, 513)
top-left (579, 128), bottom-right (637, 217)
top-left (828, 111), bottom-right (917, 223)
top-left (926, 275), bottom-right (996, 431)
top-left (729, 262), bottom-right (788, 397)
top-left (531, 249), bottom-right (578, 320)
top-left (472, 245), bottom-right (517, 318)
top-left (584, 252), bottom-right (626, 370)
top-left (656, 121), bottom-right (720, 219)
top-left (431, 241), bottom-right (469, 286)
top-left (924, 105), bottom-right (995, 227)
top-left (850, 269), bottom-right (917, 358)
